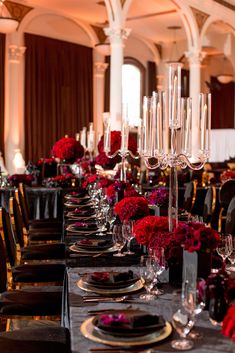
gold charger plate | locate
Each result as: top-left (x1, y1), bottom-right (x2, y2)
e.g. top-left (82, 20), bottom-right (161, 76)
top-left (64, 202), bottom-right (94, 209)
top-left (66, 225), bottom-right (100, 234)
top-left (80, 317), bottom-right (172, 347)
top-left (77, 278), bottom-right (143, 295)
top-left (69, 244), bottom-right (118, 254)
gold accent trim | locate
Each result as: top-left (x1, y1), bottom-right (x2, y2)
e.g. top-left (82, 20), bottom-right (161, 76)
top-left (191, 180), bottom-right (197, 212)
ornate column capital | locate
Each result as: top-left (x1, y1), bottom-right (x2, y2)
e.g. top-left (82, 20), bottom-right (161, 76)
top-left (104, 27), bottom-right (131, 43)
top-left (94, 62), bottom-right (109, 78)
top-left (8, 45), bottom-right (26, 63)
top-left (185, 50), bottom-right (206, 65)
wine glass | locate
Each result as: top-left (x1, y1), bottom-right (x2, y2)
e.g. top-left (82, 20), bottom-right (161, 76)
top-left (122, 220), bottom-right (135, 255)
top-left (112, 224), bottom-right (125, 257)
top-left (96, 212), bottom-right (106, 236)
top-left (151, 247), bottom-right (166, 296)
top-left (171, 288), bottom-right (195, 350)
top-left (227, 236), bottom-right (235, 272)
top-left (216, 234), bottom-right (232, 263)
top-left (139, 255), bottom-right (156, 301)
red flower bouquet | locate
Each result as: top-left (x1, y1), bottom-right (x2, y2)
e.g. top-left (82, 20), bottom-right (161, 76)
top-left (114, 196), bottom-right (149, 223)
top-left (133, 215), bottom-right (169, 246)
top-left (147, 187), bottom-right (169, 207)
top-left (82, 174), bottom-right (98, 189)
top-left (222, 304), bottom-right (235, 343)
top-left (95, 131), bottom-right (137, 169)
top-left (7, 174), bottom-right (34, 187)
top-left (52, 137), bottom-right (84, 162)
top-left (220, 170), bottom-right (235, 183)
top-left (174, 222), bottom-right (220, 253)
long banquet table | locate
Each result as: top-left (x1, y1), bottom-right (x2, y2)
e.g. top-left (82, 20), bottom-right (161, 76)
top-left (64, 266), bottom-right (234, 353)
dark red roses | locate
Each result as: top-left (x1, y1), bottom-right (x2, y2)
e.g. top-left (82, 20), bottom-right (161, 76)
top-left (52, 137), bottom-right (84, 162)
top-left (114, 196), bottom-right (149, 223)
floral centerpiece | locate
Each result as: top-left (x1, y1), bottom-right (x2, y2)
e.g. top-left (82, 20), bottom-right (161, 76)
top-left (7, 174), bottom-right (34, 187)
top-left (82, 174), bottom-right (98, 189)
top-left (42, 173), bottom-right (77, 187)
top-left (95, 131), bottom-right (137, 169)
top-left (114, 196), bottom-right (149, 223)
top-left (52, 137), bottom-right (84, 163)
top-left (147, 187), bottom-right (169, 207)
top-left (106, 181), bottom-right (139, 205)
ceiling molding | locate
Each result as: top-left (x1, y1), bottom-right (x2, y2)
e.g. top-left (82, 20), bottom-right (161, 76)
top-left (213, 0), bottom-right (235, 11)
top-left (5, 0), bottom-right (33, 22)
top-left (191, 7), bottom-right (209, 33)
top-left (127, 9), bottom-right (176, 22)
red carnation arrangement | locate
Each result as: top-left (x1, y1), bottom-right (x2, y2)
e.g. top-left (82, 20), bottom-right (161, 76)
top-left (222, 304), bottom-right (235, 343)
top-left (7, 174), bottom-right (34, 187)
top-left (95, 131), bottom-right (137, 169)
top-left (37, 157), bottom-right (55, 166)
top-left (52, 137), bottom-right (84, 162)
top-left (82, 174), bottom-right (98, 189)
top-left (174, 221), bottom-right (220, 253)
top-left (114, 196), bottom-right (149, 223)
top-left (133, 216), bottom-right (169, 246)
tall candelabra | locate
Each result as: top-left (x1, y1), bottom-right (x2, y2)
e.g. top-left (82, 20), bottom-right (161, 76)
top-left (103, 112), bottom-right (139, 182)
top-left (138, 63), bottom-right (211, 231)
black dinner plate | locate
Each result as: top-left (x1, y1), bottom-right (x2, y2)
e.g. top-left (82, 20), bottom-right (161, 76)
top-left (75, 239), bottom-right (113, 251)
top-left (82, 271), bottom-right (138, 289)
top-left (92, 310), bottom-right (165, 337)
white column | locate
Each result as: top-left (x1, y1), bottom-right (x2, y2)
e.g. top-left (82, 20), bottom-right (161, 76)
top-left (104, 27), bottom-right (131, 130)
top-left (93, 62), bottom-right (108, 148)
top-left (185, 50), bottom-right (206, 160)
top-left (5, 44), bottom-right (26, 174)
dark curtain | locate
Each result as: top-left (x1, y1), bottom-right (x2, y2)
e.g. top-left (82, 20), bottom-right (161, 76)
top-left (146, 61), bottom-right (157, 96)
top-left (211, 76), bottom-right (234, 129)
top-left (104, 56), bottom-right (110, 113)
top-left (24, 33), bottom-right (93, 162)
top-left (0, 34), bottom-right (5, 158)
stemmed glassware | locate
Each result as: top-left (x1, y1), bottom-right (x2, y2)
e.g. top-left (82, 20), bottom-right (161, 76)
top-left (96, 211), bottom-right (106, 236)
top-left (227, 236), bottom-right (235, 272)
top-left (122, 220), bottom-right (135, 255)
top-left (151, 247), bottom-right (166, 295)
top-left (112, 225), bottom-right (125, 257)
top-left (139, 255), bottom-right (156, 301)
top-left (216, 234), bottom-right (232, 263)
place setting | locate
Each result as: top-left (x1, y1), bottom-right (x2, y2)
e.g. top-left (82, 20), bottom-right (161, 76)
top-left (80, 308), bottom-right (172, 348)
top-left (69, 238), bottom-right (118, 256)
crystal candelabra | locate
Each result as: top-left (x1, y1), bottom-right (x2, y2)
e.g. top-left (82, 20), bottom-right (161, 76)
top-left (103, 112), bottom-right (139, 182)
top-left (138, 63), bottom-right (211, 231)
top-left (79, 123), bottom-right (95, 159)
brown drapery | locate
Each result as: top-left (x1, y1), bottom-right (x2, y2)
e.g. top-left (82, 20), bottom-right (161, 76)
top-left (211, 76), bottom-right (234, 129)
top-left (0, 34), bottom-right (5, 158)
top-left (24, 33), bottom-right (93, 163)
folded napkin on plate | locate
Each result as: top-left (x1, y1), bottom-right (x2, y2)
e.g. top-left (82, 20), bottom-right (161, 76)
top-left (75, 239), bottom-right (113, 250)
top-left (85, 270), bottom-right (135, 288)
top-left (71, 222), bottom-right (97, 230)
top-left (94, 311), bottom-right (165, 336)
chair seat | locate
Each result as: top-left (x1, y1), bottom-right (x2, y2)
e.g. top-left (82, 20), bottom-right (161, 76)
top-left (27, 231), bottom-right (62, 242)
top-left (21, 243), bottom-right (65, 260)
top-left (12, 263), bottom-right (65, 283)
top-left (29, 219), bottom-right (62, 230)
top-left (0, 326), bottom-right (70, 353)
top-left (0, 286), bottom-right (63, 316)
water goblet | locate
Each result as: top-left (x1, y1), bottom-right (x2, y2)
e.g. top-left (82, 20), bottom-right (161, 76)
top-left (96, 212), bottom-right (106, 236)
top-left (227, 236), bottom-right (235, 272)
top-left (139, 255), bottom-right (156, 301)
top-left (123, 220), bottom-right (135, 255)
top-left (112, 224), bottom-right (125, 257)
top-left (216, 234), bottom-right (232, 263)
top-left (151, 247), bottom-right (166, 296)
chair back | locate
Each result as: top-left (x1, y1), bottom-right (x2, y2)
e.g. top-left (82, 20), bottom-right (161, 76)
top-left (1, 206), bottom-right (18, 267)
top-left (219, 179), bottom-right (235, 210)
top-left (9, 196), bottom-right (25, 247)
top-left (203, 186), bottom-right (220, 229)
top-left (0, 209), bottom-right (8, 292)
top-left (19, 183), bottom-right (31, 221)
top-left (18, 186), bottom-right (29, 230)
top-left (183, 180), bottom-right (197, 213)
top-left (225, 196), bottom-right (235, 235)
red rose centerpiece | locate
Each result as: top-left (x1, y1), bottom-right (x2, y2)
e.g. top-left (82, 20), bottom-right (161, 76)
top-left (114, 196), bottom-right (149, 223)
top-left (52, 137), bottom-right (84, 163)
top-left (133, 216), bottom-right (169, 246)
top-left (95, 131), bottom-right (137, 169)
